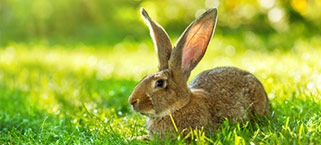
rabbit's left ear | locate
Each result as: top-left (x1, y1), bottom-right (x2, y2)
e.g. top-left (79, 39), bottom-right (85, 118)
top-left (141, 8), bottom-right (172, 71)
top-left (169, 8), bottom-right (218, 81)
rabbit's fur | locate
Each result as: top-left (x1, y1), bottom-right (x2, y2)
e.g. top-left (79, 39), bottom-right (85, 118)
top-left (128, 8), bottom-right (271, 139)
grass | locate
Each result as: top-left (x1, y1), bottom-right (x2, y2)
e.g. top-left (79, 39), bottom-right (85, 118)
top-left (0, 35), bottom-right (321, 144)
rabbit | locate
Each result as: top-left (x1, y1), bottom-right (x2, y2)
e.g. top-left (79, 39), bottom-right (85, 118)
top-left (128, 7), bottom-right (271, 139)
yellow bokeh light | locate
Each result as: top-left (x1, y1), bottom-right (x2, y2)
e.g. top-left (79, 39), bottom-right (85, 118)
top-left (291, 0), bottom-right (308, 15)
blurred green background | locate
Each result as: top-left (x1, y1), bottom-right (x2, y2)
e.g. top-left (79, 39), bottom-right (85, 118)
top-left (1, 0), bottom-right (321, 50)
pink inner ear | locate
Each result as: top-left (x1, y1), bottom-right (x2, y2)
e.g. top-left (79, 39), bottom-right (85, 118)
top-left (182, 20), bottom-right (214, 71)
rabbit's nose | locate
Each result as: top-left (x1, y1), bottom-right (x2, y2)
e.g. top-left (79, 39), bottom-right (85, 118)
top-left (130, 99), bottom-right (138, 106)
top-left (128, 96), bottom-right (138, 106)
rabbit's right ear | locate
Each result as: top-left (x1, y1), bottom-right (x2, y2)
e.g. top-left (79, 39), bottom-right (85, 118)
top-left (169, 8), bottom-right (218, 82)
top-left (141, 8), bottom-right (172, 70)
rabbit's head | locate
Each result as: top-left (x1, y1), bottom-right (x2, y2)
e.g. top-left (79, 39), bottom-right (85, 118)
top-left (128, 8), bottom-right (218, 118)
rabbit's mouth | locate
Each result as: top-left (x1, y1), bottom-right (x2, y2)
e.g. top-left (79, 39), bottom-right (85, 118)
top-left (131, 103), bottom-right (156, 116)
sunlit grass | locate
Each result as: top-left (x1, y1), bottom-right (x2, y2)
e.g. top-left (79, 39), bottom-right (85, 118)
top-left (0, 36), bottom-right (321, 144)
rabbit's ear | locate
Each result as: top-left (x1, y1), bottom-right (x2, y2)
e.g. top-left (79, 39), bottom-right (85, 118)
top-left (169, 8), bottom-right (218, 81)
top-left (141, 8), bottom-right (172, 70)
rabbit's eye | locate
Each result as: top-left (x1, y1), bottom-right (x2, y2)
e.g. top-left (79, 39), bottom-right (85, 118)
top-left (155, 79), bottom-right (165, 88)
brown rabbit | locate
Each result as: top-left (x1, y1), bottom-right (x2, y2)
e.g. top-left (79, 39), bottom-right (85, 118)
top-left (128, 7), bottom-right (271, 139)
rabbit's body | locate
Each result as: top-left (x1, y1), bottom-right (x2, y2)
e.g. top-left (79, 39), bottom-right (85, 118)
top-left (147, 90), bottom-right (214, 137)
top-left (147, 67), bottom-right (270, 137)
top-left (129, 8), bottom-right (271, 139)
top-left (190, 67), bottom-right (270, 118)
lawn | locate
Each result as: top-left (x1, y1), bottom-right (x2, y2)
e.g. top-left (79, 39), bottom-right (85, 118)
top-left (0, 35), bottom-right (321, 144)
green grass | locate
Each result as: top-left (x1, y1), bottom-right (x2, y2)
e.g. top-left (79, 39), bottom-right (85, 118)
top-left (0, 35), bottom-right (321, 144)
